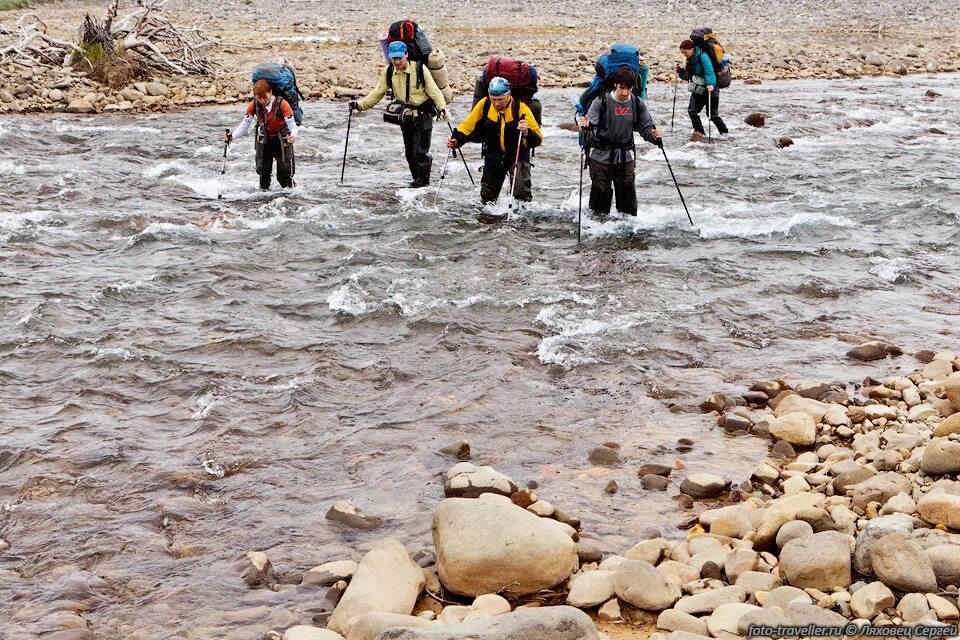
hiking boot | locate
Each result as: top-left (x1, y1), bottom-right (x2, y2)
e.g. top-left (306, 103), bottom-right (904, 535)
top-left (408, 180), bottom-right (429, 188)
top-left (690, 131), bottom-right (705, 143)
top-left (477, 212), bottom-right (507, 225)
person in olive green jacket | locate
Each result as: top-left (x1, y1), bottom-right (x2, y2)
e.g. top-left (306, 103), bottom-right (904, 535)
top-left (350, 41), bottom-right (448, 187)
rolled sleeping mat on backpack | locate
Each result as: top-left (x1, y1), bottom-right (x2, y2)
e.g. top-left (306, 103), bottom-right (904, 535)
top-left (378, 33), bottom-right (390, 64)
top-left (430, 65), bottom-right (449, 89)
top-left (425, 49), bottom-right (446, 70)
top-left (442, 86), bottom-right (454, 104)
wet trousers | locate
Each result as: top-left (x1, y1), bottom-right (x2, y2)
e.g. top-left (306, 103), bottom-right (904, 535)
top-left (255, 134), bottom-right (294, 189)
top-left (588, 159), bottom-right (637, 216)
top-left (480, 157), bottom-right (532, 204)
top-left (688, 89), bottom-right (729, 135)
top-left (401, 113), bottom-right (433, 185)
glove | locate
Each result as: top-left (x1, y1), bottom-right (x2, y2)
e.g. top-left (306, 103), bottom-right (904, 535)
top-left (223, 130), bottom-right (233, 143)
top-left (654, 137), bottom-right (663, 148)
top-left (348, 100), bottom-right (359, 112)
top-left (437, 108), bottom-right (447, 121)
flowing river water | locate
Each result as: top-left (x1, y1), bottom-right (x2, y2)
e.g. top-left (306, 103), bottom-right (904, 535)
top-left (1, 74), bottom-right (959, 638)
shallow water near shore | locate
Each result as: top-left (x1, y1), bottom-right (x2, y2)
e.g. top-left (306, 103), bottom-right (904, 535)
top-left (1, 74), bottom-right (959, 638)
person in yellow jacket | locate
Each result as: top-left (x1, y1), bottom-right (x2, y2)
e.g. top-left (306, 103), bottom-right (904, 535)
top-left (446, 77), bottom-right (542, 206)
top-left (350, 41), bottom-right (448, 187)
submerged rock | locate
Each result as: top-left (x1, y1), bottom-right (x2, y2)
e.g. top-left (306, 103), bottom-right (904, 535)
top-left (744, 113), bottom-right (765, 127)
top-left (373, 605), bottom-right (600, 640)
top-left (326, 502), bottom-right (384, 530)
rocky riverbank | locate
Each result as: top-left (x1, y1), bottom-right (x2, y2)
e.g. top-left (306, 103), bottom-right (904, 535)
top-left (163, 344), bottom-right (960, 640)
top-left (1, 0), bottom-right (960, 115)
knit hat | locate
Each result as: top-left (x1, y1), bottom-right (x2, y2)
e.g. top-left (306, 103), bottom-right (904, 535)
top-left (388, 41), bottom-right (408, 58)
top-left (488, 76), bottom-right (510, 97)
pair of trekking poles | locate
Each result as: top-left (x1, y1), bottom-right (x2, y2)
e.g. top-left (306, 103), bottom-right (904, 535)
top-left (576, 114), bottom-right (693, 245)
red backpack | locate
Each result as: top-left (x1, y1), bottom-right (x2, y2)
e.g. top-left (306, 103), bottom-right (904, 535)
top-left (482, 56), bottom-right (538, 98)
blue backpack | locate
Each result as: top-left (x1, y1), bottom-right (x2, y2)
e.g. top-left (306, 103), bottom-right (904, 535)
top-left (252, 63), bottom-right (304, 125)
top-left (576, 44), bottom-right (649, 115)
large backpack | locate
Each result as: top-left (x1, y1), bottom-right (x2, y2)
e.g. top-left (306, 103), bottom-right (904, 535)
top-left (251, 62), bottom-right (304, 125)
top-left (471, 56), bottom-right (541, 125)
top-left (381, 20), bottom-right (453, 104)
top-left (387, 19), bottom-right (433, 62)
top-left (576, 43), bottom-right (649, 115)
top-left (690, 27), bottom-right (732, 89)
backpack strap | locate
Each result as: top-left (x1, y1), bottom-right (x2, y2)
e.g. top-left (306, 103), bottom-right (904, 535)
top-left (386, 64), bottom-right (394, 99)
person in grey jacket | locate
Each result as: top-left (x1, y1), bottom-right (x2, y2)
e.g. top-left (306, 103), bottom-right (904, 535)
top-left (578, 67), bottom-right (662, 219)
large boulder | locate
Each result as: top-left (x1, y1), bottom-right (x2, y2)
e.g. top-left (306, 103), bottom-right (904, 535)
top-left (853, 514), bottom-right (914, 576)
top-left (850, 473), bottom-right (911, 510)
top-left (433, 494), bottom-right (576, 597)
top-left (779, 531), bottom-right (853, 590)
top-left (933, 413), bottom-right (960, 437)
top-left (768, 413), bottom-right (816, 446)
top-left (370, 606), bottom-right (600, 640)
top-left (921, 439), bottom-right (960, 475)
top-left (443, 463), bottom-right (517, 498)
top-left (918, 493), bottom-right (960, 529)
top-left (925, 544), bottom-right (960, 587)
top-left (328, 540), bottom-right (425, 635)
top-left (869, 533), bottom-right (938, 593)
top-left (614, 560), bottom-right (681, 611)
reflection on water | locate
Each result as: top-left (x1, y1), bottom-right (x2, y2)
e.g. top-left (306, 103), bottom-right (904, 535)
top-left (1, 74), bottom-right (959, 638)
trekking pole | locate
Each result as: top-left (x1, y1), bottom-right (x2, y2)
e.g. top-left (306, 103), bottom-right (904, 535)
top-left (660, 144), bottom-right (694, 226)
top-left (217, 128), bottom-right (229, 200)
top-left (340, 107), bottom-right (353, 183)
top-left (671, 75), bottom-right (678, 132)
top-left (577, 146), bottom-right (584, 244)
top-left (506, 130), bottom-right (524, 221)
top-left (434, 149), bottom-right (451, 207)
top-left (446, 120), bottom-right (475, 186)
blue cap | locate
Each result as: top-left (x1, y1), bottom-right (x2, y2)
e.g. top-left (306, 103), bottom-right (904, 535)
top-left (388, 41), bottom-right (408, 58)
top-left (488, 76), bottom-right (510, 97)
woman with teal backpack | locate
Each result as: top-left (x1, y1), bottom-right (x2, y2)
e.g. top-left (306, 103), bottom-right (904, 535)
top-left (677, 38), bottom-right (729, 140)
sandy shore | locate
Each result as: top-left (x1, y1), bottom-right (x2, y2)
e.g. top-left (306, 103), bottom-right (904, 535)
top-left (1, 0), bottom-right (959, 114)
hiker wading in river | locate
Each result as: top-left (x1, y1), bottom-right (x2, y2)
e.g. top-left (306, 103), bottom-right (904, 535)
top-left (677, 38), bottom-right (729, 140)
top-left (351, 40), bottom-right (449, 187)
top-left (447, 76), bottom-right (543, 207)
top-left (578, 67), bottom-right (662, 219)
top-left (225, 79), bottom-right (298, 190)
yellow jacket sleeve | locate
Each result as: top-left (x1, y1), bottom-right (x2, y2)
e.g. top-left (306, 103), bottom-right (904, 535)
top-left (455, 99), bottom-right (487, 139)
top-left (357, 67), bottom-right (389, 111)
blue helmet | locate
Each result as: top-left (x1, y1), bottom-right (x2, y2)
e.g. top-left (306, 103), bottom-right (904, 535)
top-left (488, 76), bottom-right (510, 97)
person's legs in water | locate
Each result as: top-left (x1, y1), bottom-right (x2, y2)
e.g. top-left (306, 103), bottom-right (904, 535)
top-left (258, 135), bottom-right (277, 190)
top-left (709, 91), bottom-right (728, 134)
top-left (413, 113), bottom-right (433, 186)
top-left (511, 161), bottom-right (532, 202)
top-left (612, 161), bottom-right (638, 216)
top-left (401, 120), bottom-right (420, 186)
top-left (277, 138), bottom-right (294, 188)
top-left (480, 158), bottom-right (508, 204)
top-left (688, 90), bottom-right (706, 135)
top-left (588, 158), bottom-right (614, 220)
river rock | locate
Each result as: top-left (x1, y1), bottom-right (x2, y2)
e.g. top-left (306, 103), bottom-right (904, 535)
top-left (927, 593), bottom-right (960, 620)
top-left (851, 473), bottom-right (911, 510)
top-left (588, 446), bottom-right (621, 467)
top-left (638, 463), bottom-right (673, 477)
top-left (566, 570), bottom-right (615, 608)
top-left (238, 550), bottom-right (273, 586)
top-left (869, 533), bottom-right (938, 593)
top-left (372, 606), bottom-right (600, 640)
top-left (779, 531), bottom-right (852, 590)
top-left (347, 612), bottom-right (432, 640)
top-left (443, 463), bottom-right (517, 498)
top-left (755, 492), bottom-right (826, 549)
top-left (707, 603), bottom-right (761, 636)
top-left (657, 609), bottom-right (709, 636)
top-left (735, 571), bottom-right (782, 595)
top-left (680, 473), bottom-right (730, 499)
top-left (776, 520), bottom-right (814, 548)
top-left (774, 395), bottom-right (831, 421)
top-left (614, 560), bottom-right (681, 610)
top-left (625, 538), bottom-right (672, 565)
top-left (744, 113), bottom-right (765, 127)
top-left (762, 586), bottom-right (812, 609)
top-left (853, 514), bottom-right (913, 576)
top-left (66, 98), bottom-right (95, 114)
top-left (598, 598), bottom-right (621, 622)
top-left (847, 342), bottom-right (894, 362)
top-left (48, 88), bottom-right (64, 102)
top-left (45, 633), bottom-right (95, 640)
top-left (433, 494), bottom-right (576, 597)
top-left (642, 474), bottom-right (670, 491)
top-left (785, 601), bottom-right (849, 627)
top-left (326, 502), bottom-right (384, 530)
top-left (657, 560), bottom-right (701, 585)
top-left (303, 560), bottom-right (358, 586)
top-left (327, 539), bottom-right (424, 635)
top-left (439, 439), bottom-right (470, 459)
top-left (284, 626), bottom-right (344, 640)
top-left (921, 439), bottom-right (960, 475)
top-left (933, 413), bottom-right (960, 437)
top-left (769, 413), bottom-right (816, 446)
top-left (925, 544), bottom-right (960, 587)
top-left (145, 81), bottom-right (169, 96)
top-left (918, 493), bottom-right (960, 530)
top-left (850, 581), bottom-right (895, 619)
top-left (898, 593), bottom-right (933, 622)
top-left (923, 359), bottom-right (954, 380)
top-left (775, 136), bottom-right (796, 149)
top-left (675, 586), bottom-right (746, 615)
